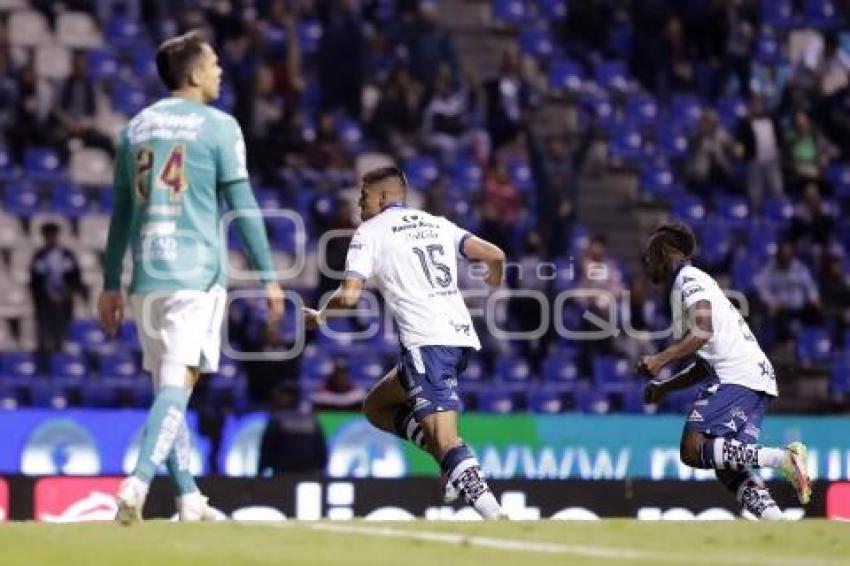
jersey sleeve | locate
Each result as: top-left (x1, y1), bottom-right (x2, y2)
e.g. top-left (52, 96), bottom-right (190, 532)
top-left (443, 217), bottom-right (472, 259)
top-left (103, 130), bottom-right (133, 291)
top-left (215, 115), bottom-right (249, 184)
top-left (680, 270), bottom-right (711, 308)
top-left (345, 227), bottom-right (376, 280)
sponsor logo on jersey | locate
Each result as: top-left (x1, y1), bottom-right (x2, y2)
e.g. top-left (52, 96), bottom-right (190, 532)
top-left (743, 423), bottom-right (761, 439)
top-left (682, 286), bottom-right (705, 299)
top-left (722, 419), bottom-right (738, 433)
top-left (687, 410), bottom-right (704, 423)
top-left (35, 477), bottom-right (123, 522)
top-left (0, 478), bottom-right (7, 522)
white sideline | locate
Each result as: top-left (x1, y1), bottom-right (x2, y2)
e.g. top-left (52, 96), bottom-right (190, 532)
top-left (296, 522), bottom-right (840, 566)
top-left (308, 523), bottom-right (653, 561)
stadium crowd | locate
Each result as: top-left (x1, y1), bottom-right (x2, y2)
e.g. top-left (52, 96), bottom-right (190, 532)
top-left (0, 0), bottom-right (849, 425)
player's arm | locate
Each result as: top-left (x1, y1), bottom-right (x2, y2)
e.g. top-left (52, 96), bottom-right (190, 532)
top-left (461, 235), bottom-right (506, 287)
top-left (221, 179), bottom-right (284, 322)
top-left (644, 356), bottom-right (712, 404)
top-left (637, 299), bottom-right (713, 377)
top-left (304, 226), bottom-right (373, 329)
top-left (303, 276), bottom-right (365, 329)
top-left (98, 132), bottom-right (133, 336)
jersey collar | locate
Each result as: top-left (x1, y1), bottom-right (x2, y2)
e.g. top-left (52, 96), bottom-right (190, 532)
top-left (381, 202), bottom-right (407, 212)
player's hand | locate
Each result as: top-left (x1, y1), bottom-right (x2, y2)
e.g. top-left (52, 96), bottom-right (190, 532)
top-left (636, 354), bottom-right (665, 378)
top-left (644, 380), bottom-right (666, 404)
top-left (264, 282), bottom-right (285, 324)
top-left (302, 307), bottom-right (323, 330)
top-left (97, 291), bottom-right (124, 337)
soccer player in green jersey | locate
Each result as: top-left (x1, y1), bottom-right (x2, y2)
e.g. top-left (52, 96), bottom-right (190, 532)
top-left (97, 30), bottom-right (284, 524)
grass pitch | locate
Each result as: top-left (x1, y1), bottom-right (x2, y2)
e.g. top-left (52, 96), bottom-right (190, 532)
top-left (0, 520), bottom-right (847, 566)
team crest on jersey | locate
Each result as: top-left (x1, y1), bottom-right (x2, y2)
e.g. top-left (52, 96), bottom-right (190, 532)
top-left (688, 410), bottom-right (704, 422)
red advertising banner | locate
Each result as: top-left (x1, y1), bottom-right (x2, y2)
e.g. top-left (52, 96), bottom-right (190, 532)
top-left (0, 477), bottom-right (7, 521)
top-left (826, 482), bottom-right (850, 520)
top-left (34, 477), bottom-right (122, 522)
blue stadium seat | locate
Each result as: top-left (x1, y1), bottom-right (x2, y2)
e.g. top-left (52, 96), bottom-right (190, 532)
top-left (403, 155), bottom-right (439, 188)
top-left (797, 327), bottom-right (833, 366)
top-left (714, 195), bottom-right (750, 229)
top-left (211, 83), bottom-right (236, 113)
top-left (762, 196), bottom-right (794, 223)
top-left (0, 146), bottom-right (15, 180)
top-left (536, 0), bottom-right (567, 20)
top-left (657, 125), bottom-right (689, 160)
top-left (519, 27), bottom-right (554, 60)
top-left (527, 385), bottom-right (570, 413)
top-left (716, 96), bottom-right (747, 128)
top-left (2, 352), bottom-right (38, 379)
top-left (671, 193), bottom-right (707, 225)
top-left (625, 94), bottom-right (659, 127)
top-left (755, 31), bottom-right (782, 65)
top-left (30, 378), bottom-right (71, 409)
top-left (592, 356), bottom-right (631, 393)
top-left (349, 358), bottom-right (385, 386)
top-left (299, 20), bottom-right (323, 54)
top-left (0, 383), bottom-right (20, 409)
top-left (476, 388), bottom-right (516, 413)
top-left (574, 387), bottom-right (610, 414)
top-left (663, 384), bottom-right (701, 413)
top-left (731, 251), bottom-right (764, 293)
top-left (747, 222), bottom-right (779, 259)
top-left (805, 0), bottom-right (840, 28)
top-left (2, 182), bottom-right (40, 217)
top-left (491, 0), bottom-right (529, 26)
top-left (506, 157), bottom-right (533, 192)
top-left (80, 379), bottom-right (120, 407)
top-left (450, 157), bottom-right (483, 192)
top-left (548, 59), bottom-right (584, 92)
top-left (99, 352), bottom-right (139, 378)
top-left (496, 357), bottom-right (531, 383)
top-left (87, 49), bottom-right (120, 80)
top-left (130, 45), bottom-right (158, 79)
top-left (697, 219), bottom-right (732, 265)
top-left (640, 164), bottom-right (678, 198)
top-left (542, 354), bottom-right (579, 382)
top-left (830, 354), bottom-right (850, 395)
top-left (51, 184), bottom-right (89, 218)
top-left (609, 127), bottom-right (644, 162)
top-left (595, 60), bottom-right (628, 91)
top-left (24, 147), bottom-right (63, 182)
top-left (670, 95), bottom-right (703, 131)
top-left (50, 352), bottom-right (88, 380)
top-left (761, 0), bottom-right (796, 28)
top-left (462, 355), bottom-right (486, 381)
top-left (301, 354), bottom-right (334, 381)
top-left (335, 116), bottom-right (364, 151)
top-left (112, 87), bottom-right (148, 116)
top-left (105, 16), bottom-right (146, 48)
top-left (621, 385), bottom-right (653, 414)
top-left (826, 163), bottom-right (850, 199)
top-left (69, 319), bottom-right (109, 351)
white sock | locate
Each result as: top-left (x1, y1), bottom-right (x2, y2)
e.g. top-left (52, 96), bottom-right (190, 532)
top-left (448, 458), bottom-right (503, 520)
top-left (737, 478), bottom-right (784, 521)
top-left (757, 447), bottom-right (786, 468)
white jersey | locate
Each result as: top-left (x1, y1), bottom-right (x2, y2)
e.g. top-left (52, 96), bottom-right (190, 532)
top-left (345, 205), bottom-right (481, 350)
top-left (673, 264), bottom-right (778, 396)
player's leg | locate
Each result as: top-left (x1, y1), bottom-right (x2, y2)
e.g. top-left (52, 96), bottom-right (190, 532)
top-left (362, 366), bottom-right (435, 457)
top-left (403, 346), bottom-right (504, 520)
top-left (683, 386), bottom-right (811, 504)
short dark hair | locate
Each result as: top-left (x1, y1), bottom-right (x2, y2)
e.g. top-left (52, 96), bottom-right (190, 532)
top-left (649, 221), bottom-right (697, 259)
top-left (155, 30), bottom-right (207, 91)
top-left (41, 222), bottom-right (60, 237)
top-left (361, 166), bottom-right (408, 190)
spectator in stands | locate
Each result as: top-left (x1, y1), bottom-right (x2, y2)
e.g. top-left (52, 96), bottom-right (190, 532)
top-left (784, 112), bottom-right (837, 187)
top-left (29, 223), bottom-right (86, 362)
top-left (617, 276), bottom-right (659, 366)
top-left (306, 112), bottom-right (347, 170)
top-left (258, 384), bottom-right (328, 475)
top-left (236, 317), bottom-right (300, 406)
top-left (368, 65), bottom-right (424, 155)
top-left (247, 65), bottom-right (285, 183)
top-left (817, 33), bottom-right (850, 97)
top-left (819, 254), bottom-right (850, 345)
top-left (318, 0), bottom-right (366, 117)
top-left (663, 16), bottom-right (695, 95)
top-left (479, 161), bottom-right (522, 256)
top-left (315, 198), bottom-right (356, 303)
top-left (311, 361), bottom-right (366, 411)
top-left (735, 95), bottom-right (783, 210)
top-left (686, 109), bottom-right (738, 191)
top-left (484, 50), bottom-right (533, 149)
top-left (528, 130), bottom-right (574, 259)
top-left (754, 239), bottom-right (822, 343)
top-left (789, 183), bottom-right (837, 264)
top-left (9, 60), bottom-right (52, 163)
top-left (720, 0), bottom-right (756, 97)
top-left (422, 65), bottom-right (489, 164)
top-left (0, 45), bottom-right (17, 146)
top-left (51, 50), bottom-right (114, 157)
top-left (400, 0), bottom-right (459, 87)
top-left (821, 85), bottom-right (850, 160)
top-left (508, 231), bottom-right (548, 365)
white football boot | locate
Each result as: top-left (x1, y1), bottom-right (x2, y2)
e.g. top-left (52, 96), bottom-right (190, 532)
top-left (177, 492), bottom-right (223, 521)
top-left (115, 476), bottom-right (149, 525)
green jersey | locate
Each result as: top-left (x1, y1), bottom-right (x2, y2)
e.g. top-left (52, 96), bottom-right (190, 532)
top-left (104, 97), bottom-right (274, 293)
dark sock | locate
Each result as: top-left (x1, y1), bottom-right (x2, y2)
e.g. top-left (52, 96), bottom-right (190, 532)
top-left (393, 407), bottom-right (426, 449)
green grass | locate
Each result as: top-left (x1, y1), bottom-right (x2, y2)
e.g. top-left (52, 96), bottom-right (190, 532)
top-left (0, 520), bottom-right (847, 566)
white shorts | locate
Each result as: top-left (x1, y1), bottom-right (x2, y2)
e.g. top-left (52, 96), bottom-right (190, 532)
top-left (130, 285), bottom-right (227, 374)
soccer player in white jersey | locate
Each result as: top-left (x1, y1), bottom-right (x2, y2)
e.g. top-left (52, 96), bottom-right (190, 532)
top-left (637, 222), bottom-right (810, 520)
top-left (303, 166), bottom-right (507, 519)
top-left (97, 31), bottom-right (283, 523)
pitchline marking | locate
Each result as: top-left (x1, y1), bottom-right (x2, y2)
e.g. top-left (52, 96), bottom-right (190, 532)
top-left (297, 522), bottom-right (839, 566)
